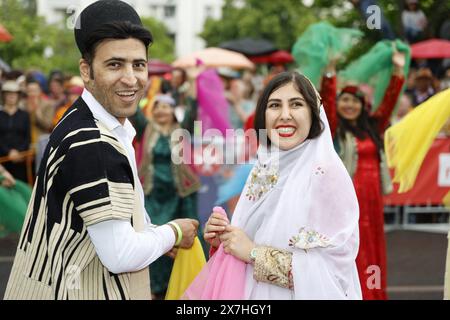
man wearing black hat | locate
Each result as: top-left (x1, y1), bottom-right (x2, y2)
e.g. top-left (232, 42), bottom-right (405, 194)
top-left (5, 0), bottom-right (198, 300)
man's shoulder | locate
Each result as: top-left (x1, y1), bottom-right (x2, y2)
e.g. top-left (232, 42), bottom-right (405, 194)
top-left (48, 98), bottom-right (100, 147)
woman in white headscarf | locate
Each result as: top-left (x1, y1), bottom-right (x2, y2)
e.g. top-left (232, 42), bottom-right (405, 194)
top-left (190, 71), bottom-right (362, 300)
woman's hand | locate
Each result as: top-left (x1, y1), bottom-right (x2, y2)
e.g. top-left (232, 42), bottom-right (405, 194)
top-left (204, 211), bottom-right (229, 248)
top-left (324, 52), bottom-right (340, 75)
top-left (0, 167), bottom-right (16, 188)
top-left (219, 225), bottom-right (255, 263)
top-left (392, 45), bottom-right (406, 76)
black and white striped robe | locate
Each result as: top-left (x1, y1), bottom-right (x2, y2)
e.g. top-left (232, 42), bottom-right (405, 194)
top-left (4, 98), bottom-right (141, 299)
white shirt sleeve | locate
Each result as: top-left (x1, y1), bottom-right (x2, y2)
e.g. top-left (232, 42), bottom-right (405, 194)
top-left (87, 219), bottom-right (176, 274)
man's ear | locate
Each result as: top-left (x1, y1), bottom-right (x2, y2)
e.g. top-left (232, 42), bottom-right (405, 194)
top-left (79, 59), bottom-right (91, 84)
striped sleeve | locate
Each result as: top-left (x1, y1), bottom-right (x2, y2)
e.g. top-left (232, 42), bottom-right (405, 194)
top-left (60, 128), bottom-right (135, 227)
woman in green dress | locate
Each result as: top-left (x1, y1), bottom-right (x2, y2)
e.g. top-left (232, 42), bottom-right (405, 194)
top-left (138, 94), bottom-right (201, 299)
top-left (0, 164), bottom-right (32, 237)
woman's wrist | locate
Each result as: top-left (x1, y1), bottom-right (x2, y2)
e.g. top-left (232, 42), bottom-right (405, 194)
top-left (248, 245), bottom-right (258, 265)
top-left (393, 66), bottom-right (404, 77)
top-left (247, 243), bottom-right (257, 264)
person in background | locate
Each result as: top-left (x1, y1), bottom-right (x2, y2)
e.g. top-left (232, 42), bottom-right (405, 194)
top-left (52, 83), bottom-right (84, 127)
top-left (320, 49), bottom-right (406, 299)
top-left (47, 70), bottom-right (67, 110)
top-left (25, 78), bottom-right (53, 148)
top-left (350, 0), bottom-right (396, 40)
top-left (408, 68), bottom-right (436, 106)
top-left (391, 93), bottom-right (414, 124)
top-left (0, 80), bottom-right (31, 183)
top-left (0, 164), bottom-right (32, 238)
top-left (439, 67), bottom-right (450, 91)
top-left (170, 67), bottom-right (190, 107)
top-left (139, 94), bottom-right (201, 299)
top-left (228, 79), bottom-right (255, 129)
top-left (402, 0), bottom-right (428, 43)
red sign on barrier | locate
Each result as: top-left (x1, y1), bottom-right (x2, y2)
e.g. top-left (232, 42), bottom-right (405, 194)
top-left (383, 137), bottom-right (450, 206)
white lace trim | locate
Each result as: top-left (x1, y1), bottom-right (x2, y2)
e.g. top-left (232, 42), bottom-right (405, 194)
top-left (289, 227), bottom-right (332, 250)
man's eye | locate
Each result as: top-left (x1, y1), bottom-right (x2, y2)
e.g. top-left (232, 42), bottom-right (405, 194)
top-left (108, 63), bottom-right (121, 68)
top-left (134, 63), bottom-right (146, 68)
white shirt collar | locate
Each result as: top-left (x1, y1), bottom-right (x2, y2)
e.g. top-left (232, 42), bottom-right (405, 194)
top-left (81, 89), bottom-right (136, 141)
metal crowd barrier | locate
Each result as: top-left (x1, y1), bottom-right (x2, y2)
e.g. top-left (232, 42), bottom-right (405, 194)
top-left (384, 205), bottom-right (450, 234)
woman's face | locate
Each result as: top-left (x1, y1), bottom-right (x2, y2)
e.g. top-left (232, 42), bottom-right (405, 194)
top-left (265, 82), bottom-right (312, 151)
top-left (152, 101), bottom-right (175, 126)
top-left (49, 79), bottom-right (64, 97)
top-left (337, 93), bottom-right (362, 122)
top-left (26, 83), bottom-right (42, 99)
top-left (3, 91), bottom-right (20, 106)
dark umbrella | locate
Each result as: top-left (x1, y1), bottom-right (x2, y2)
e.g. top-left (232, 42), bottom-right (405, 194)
top-left (219, 38), bottom-right (277, 56)
top-left (250, 50), bottom-right (294, 65)
top-left (148, 59), bottom-right (174, 75)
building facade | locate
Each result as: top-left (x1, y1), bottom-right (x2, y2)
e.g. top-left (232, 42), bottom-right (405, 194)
top-left (36, 0), bottom-right (224, 57)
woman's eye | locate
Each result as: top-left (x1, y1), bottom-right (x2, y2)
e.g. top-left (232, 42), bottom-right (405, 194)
top-left (268, 103), bottom-right (279, 109)
top-left (292, 102), bottom-right (303, 108)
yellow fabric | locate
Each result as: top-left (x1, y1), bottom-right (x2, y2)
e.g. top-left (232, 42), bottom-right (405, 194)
top-left (384, 88), bottom-right (450, 193)
top-left (165, 237), bottom-right (206, 300)
top-left (444, 191), bottom-right (450, 210)
top-left (142, 76), bottom-right (162, 120)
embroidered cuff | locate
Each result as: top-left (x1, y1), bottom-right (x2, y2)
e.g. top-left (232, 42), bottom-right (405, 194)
top-left (253, 246), bottom-right (294, 289)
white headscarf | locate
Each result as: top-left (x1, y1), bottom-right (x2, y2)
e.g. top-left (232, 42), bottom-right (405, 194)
top-left (231, 103), bottom-right (362, 300)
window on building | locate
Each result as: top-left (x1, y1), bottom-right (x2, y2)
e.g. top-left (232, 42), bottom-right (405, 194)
top-left (55, 7), bottom-right (70, 23)
top-left (164, 5), bottom-right (176, 18)
top-left (205, 5), bottom-right (213, 19)
top-left (150, 5), bottom-right (158, 13)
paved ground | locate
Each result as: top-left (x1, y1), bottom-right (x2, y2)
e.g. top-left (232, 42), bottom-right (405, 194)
top-left (0, 229), bottom-right (448, 300)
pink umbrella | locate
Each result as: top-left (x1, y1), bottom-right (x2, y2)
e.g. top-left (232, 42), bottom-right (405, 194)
top-left (172, 47), bottom-right (254, 70)
top-left (148, 59), bottom-right (173, 75)
top-left (411, 39), bottom-right (450, 59)
top-left (0, 24), bottom-right (13, 42)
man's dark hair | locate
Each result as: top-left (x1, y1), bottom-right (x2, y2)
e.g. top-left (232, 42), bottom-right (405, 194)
top-left (83, 21), bottom-right (153, 78)
top-left (253, 71), bottom-right (324, 144)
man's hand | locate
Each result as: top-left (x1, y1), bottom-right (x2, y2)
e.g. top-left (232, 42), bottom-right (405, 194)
top-left (165, 247), bottom-right (178, 259)
top-left (170, 218), bottom-right (199, 249)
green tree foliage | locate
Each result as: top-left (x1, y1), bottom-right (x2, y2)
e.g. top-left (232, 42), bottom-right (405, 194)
top-left (200, 0), bottom-right (319, 51)
top-left (141, 17), bottom-right (175, 63)
top-left (200, 0), bottom-right (449, 63)
top-left (0, 1), bottom-right (175, 75)
top-left (0, 0), bottom-right (80, 74)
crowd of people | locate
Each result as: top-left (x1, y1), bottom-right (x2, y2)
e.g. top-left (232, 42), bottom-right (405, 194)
top-left (0, 0), bottom-right (449, 300)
